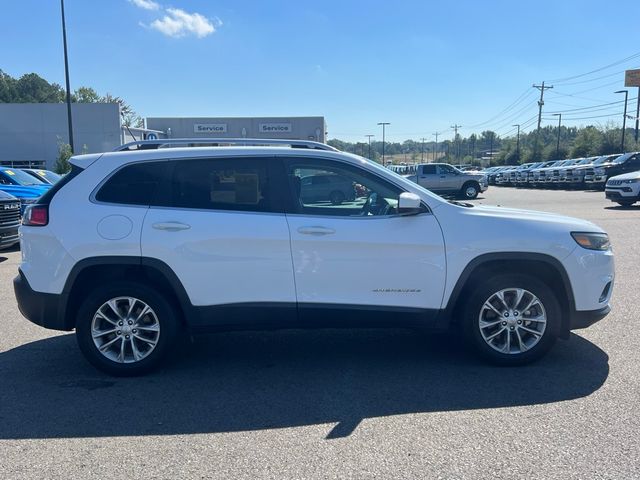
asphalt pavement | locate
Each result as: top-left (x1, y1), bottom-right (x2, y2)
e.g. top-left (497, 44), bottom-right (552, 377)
top-left (1, 187), bottom-right (639, 479)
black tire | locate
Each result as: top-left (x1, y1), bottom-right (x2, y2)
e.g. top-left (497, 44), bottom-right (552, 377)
top-left (460, 182), bottom-right (479, 200)
top-left (76, 281), bottom-right (180, 376)
top-left (462, 274), bottom-right (560, 366)
top-left (617, 201), bottom-right (635, 207)
top-left (330, 190), bottom-right (346, 205)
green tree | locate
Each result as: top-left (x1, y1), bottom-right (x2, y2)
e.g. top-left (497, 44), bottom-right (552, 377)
top-left (54, 140), bottom-right (72, 174)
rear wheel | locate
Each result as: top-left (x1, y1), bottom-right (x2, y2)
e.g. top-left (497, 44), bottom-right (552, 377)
top-left (463, 274), bottom-right (560, 365)
top-left (76, 281), bottom-right (179, 376)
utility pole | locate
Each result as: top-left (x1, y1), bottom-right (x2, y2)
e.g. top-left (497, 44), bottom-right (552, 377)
top-left (615, 90), bottom-right (629, 152)
top-left (512, 124), bottom-right (520, 163)
top-left (432, 132), bottom-right (439, 162)
top-left (489, 132), bottom-right (494, 167)
top-left (635, 86), bottom-right (640, 143)
top-left (61, 0), bottom-right (74, 153)
top-left (552, 114), bottom-right (562, 158)
top-left (365, 134), bottom-right (374, 159)
top-left (450, 124), bottom-right (462, 162)
top-left (471, 135), bottom-right (476, 163)
top-left (420, 137), bottom-right (426, 162)
top-left (533, 81), bottom-right (553, 160)
top-left (377, 122), bottom-right (390, 166)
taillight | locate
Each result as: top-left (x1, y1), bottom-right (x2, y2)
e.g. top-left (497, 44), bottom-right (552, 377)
top-left (23, 205), bottom-right (48, 226)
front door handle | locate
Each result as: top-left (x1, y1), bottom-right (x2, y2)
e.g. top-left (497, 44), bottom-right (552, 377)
top-left (297, 226), bottom-right (336, 236)
top-left (152, 222), bottom-right (191, 232)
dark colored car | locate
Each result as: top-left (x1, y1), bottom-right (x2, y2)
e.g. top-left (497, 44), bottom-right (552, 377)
top-left (585, 152), bottom-right (640, 188)
top-left (0, 190), bottom-right (21, 250)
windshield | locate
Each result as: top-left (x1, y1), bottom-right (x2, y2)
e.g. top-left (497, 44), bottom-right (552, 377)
top-left (613, 153), bottom-right (634, 164)
top-left (0, 168), bottom-right (46, 186)
top-left (31, 169), bottom-right (62, 183)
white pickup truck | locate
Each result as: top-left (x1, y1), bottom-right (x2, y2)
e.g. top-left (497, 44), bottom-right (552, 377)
top-left (405, 163), bottom-right (488, 199)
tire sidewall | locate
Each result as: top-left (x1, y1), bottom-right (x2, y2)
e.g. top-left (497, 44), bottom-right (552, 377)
top-left (463, 274), bottom-right (560, 365)
top-left (461, 182), bottom-right (479, 199)
top-left (76, 281), bottom-right (179, 376)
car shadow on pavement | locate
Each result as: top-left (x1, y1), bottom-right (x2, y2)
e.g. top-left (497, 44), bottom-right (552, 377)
top-left (0, 329), bottom-right (608, 440)
top-left (604, 205), bottom-right (640, 210)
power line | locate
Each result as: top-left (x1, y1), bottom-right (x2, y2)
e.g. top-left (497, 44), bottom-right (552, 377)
top-left (549, 51), bottom-right (640, 83)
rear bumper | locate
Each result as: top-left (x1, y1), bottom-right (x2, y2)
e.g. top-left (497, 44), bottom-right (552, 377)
top-left (569, 305), bottom-right (611, 330)
top-left (13, 269), bottom-right (72, 331)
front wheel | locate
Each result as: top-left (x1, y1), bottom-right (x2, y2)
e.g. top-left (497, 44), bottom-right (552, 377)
top-left (462, 274), bottom-right (560, 365)
top-left (460, 182), bottom-right (479, 199)
top-left (616, 200), bottom-right (635, 207)
top-left (76, 282), bottom-right (180, 376)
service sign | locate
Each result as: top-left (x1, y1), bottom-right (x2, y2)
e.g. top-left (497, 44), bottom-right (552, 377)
top-left (259, 123), bottom-right (292, 133)
top-left (624, 69), bottom-right (640, 87)
top-left (194, 123), bottom-right (227, 134)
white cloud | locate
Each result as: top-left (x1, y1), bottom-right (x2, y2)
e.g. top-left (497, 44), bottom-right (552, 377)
top-left (129, 0), bottom-right (160, 11)
top-left (149, 8), bottom-right (219, 38)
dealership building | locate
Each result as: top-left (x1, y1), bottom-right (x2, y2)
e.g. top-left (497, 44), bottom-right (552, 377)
top-left (0, 103), bottom-right (327, 170)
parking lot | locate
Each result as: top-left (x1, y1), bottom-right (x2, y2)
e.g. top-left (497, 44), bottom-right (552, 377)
top-left (0, 187), bottom-right (639, 480)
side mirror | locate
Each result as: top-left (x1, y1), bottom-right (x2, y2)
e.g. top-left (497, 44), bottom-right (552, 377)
top-left (398, 192), bottom-right (423, 215)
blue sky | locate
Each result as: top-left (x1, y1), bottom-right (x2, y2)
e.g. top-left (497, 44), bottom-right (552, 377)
top-left (1, 0), bottom-right (639, 142)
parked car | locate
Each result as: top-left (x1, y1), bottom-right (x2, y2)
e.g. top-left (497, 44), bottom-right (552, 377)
top-left (0, 190), bottom-right (21, 250)
top-left (299, 173), bottom-right (356, 205)
top-left (21, 168), bottom-right (62, 185)
top-left (527, 161), bottom-right (563, 187)
top-left (406, 163), bottom-right (488, 199)
top-left (558, 157), bottom-right (597, 188)
top-left (14, 139), bottom-right (614, 376)
top-left (605, 170), bottom-right (640, 206)
top-left (0, 166), bottom-right (51, 214)
top-left (585, 152), bottom-right (640, 189)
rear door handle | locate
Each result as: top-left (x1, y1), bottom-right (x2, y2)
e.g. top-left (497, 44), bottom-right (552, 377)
top-left (152, 222), bottom-right (191, 232)
top-left (297, 226), bottom-right (336, 236)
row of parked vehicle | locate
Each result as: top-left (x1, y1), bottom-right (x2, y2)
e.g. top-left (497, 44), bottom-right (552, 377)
top-left (485, 152), bottom-right (640, 206)
top-left (0, 167), bottom-right (61, 250)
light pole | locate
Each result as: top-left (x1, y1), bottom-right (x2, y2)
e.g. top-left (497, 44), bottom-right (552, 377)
top-left (420, 137), bottom-right (426, 162)
top-left (615, 90), bottom-right (629, 152)
top-left (512, 124), bottom-right (520, 163)
top-left (365, 134), bottom-right (374, 159)
top-left (377, 122), bottom-right (390, 165)
top-left (552, 113), bottom-right (562, 158)
top-left (60, 0), bottom-right (74, 153)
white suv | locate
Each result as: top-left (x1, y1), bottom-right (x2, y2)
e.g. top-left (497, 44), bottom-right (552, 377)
top-left (14, 139), bottom-right (615, 376)
top-left (605, 170), bottom-right (640, 206)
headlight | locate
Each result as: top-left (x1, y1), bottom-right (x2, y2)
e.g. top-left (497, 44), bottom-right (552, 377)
top-left (571, 232), bottom-right (610, 251)
top-left (595, 168), bottom-right (605, 175)
top-left (623, 179), bottom-right (640, 184)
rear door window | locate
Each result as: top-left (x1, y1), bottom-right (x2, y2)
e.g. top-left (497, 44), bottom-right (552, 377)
top-left (163, 157), bottom-right (276, 213)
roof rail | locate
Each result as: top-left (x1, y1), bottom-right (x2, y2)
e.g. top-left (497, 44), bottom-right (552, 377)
top-left (114, 138), bottom-right (339, 152)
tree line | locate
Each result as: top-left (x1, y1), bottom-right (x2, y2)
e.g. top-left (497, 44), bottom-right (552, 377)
top-left (329, 123), bottom-right (639, 166)
top-left (0, 69), bottom-right (142, 126)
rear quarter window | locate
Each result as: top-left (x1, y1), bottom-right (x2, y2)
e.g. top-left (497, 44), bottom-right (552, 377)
top-left (95, 161), bottom-right (168, 206)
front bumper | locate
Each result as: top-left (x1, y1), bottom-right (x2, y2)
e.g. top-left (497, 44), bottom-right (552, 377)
top-left (605, 186), bottom-right (640, 201)
top-left (13, 269), bottom-right (72, 331)
top-left (569, 305), bottom-right (611, 330)
top-left (0, 223), bottom-right (19, 249)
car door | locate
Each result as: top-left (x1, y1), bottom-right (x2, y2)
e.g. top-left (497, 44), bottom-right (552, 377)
top-left (417, 164), bottom-right (440, 191)
top-left (281, 156), bottom-right (446, 326)
top-left (437, 165), bottom-right (461, 190)
top-left (140, 155), bottom-right (297, 328)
